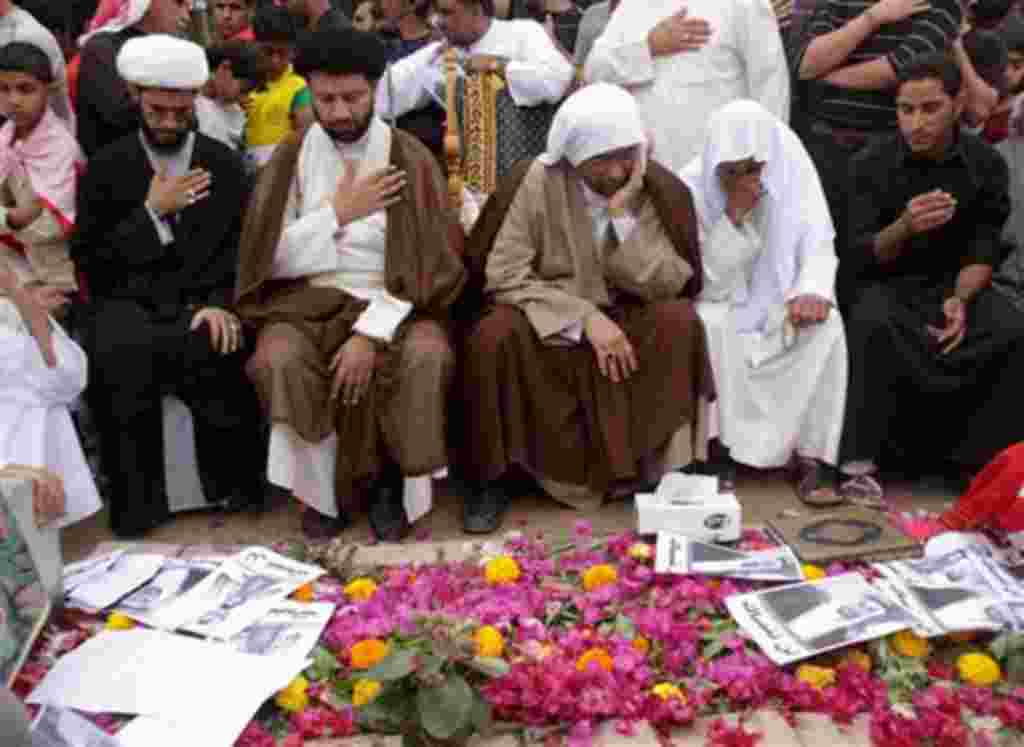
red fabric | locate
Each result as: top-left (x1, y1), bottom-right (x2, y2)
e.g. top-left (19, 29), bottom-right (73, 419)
top-left (67, 55), bottom-right (81, 110)
top-left (940, 442), bottom-right (1024, 533)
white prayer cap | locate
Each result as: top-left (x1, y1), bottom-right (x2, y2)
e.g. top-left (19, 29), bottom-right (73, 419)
top-left (539, 83), bottom-right (645, 168)
top-left (116, 34), bottom-right (209, 90)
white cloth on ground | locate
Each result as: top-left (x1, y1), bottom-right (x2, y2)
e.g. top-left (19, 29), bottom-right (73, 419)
top-left (0, 300), bottom-right (101, 527)
top-left (680, 100), bottom-right (846, 467)
top-left (266, 117), bottom-right (441, 521)
top-left (585, 0), bottom-right (790, 172)
top-left (376, 18), bottom-right (574, 120)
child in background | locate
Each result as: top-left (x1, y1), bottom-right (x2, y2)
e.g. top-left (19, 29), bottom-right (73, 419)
top-left (197, 41), bottom-right (268, 155)
top-left (247, 5), bottom-right (313, 168)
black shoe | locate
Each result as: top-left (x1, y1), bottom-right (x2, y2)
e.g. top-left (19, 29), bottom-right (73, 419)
top-left (463, 481), bottom-right (511, 534)
top-left (301, 508), bottom-right (352, 540)
top-left (110, 508), bottom-right (171, 539)
top-left (368, 470), bottom-right (409, 543)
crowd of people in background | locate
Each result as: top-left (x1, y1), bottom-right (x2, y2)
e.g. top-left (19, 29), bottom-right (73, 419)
top-left (1, 0), bottom-right (1024, 552)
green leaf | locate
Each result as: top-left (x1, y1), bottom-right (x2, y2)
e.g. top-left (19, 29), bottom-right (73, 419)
top-left (306, 646), bottom-right (341, 681)
top-left (416, 674), bottom-right (475, 740)
top-left (470, 692), bottom-right (493, 735)
top-left (401, 734), bottom-right (422, 747)
top-left (1006, 652), bottom-right (1024, 684)
top-left (702, 640), bottom-right (726, 660)
top-left (465, 656), bottom-right (511, 678)
top-left (363, 649), bottom-right (418, 681)
top-left (419, 654), bottom-right (445, 678)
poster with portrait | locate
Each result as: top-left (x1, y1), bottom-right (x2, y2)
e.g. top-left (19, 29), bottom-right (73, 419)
top-left (655, 533), bottom-right (804, 582)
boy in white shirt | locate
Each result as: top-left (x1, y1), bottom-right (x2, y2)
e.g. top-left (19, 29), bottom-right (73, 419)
top-left (196, 40), bottom-right (266, 154)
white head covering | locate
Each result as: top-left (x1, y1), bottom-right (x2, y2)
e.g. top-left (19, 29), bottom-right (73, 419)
top-left (79, 0), bottom-right (152, 46)
top-left (680, 100), bottom-right (836, 329)
top-left (538, 83), bottom-right (646, 167)
top-left (116, 35), bottom-right (209, 90)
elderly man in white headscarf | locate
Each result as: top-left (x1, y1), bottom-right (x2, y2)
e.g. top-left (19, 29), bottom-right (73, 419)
top-left (72, 35), bottom-right (266, 538)
top-left (77, 0), bottom-right (193, 156)
top-left (680, 100), bottom-right (848, 506)
top-left (459, 82), bottom-right (713, 533)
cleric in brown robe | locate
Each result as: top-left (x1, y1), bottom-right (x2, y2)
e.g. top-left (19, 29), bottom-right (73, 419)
top-left (458, 83), bottom-right (714, 533)
top-left (235, 28), bottom-right (465, 541)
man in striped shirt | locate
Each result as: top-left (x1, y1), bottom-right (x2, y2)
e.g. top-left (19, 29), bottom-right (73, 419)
top-left (796, 0), bottom-right (961, 309)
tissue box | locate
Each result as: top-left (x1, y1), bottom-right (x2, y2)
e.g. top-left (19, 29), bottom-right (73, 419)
top-left (635, 491), bottom-right (741, 542)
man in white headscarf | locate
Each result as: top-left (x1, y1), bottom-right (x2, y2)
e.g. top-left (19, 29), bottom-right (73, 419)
top-left (584, 0), bottom-right (790, 172)
top-left (73, 35), bottom-right (266, 538)
top-left (459, 82), bottom-right (713, 533)
top-left (680, 100), bottom-right (847, 506)
top-left (76, 0), bottom-right (192, 156)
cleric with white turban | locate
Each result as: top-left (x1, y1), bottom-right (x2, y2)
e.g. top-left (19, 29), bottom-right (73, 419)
top-left (116, 34), bottom-right (210, 91)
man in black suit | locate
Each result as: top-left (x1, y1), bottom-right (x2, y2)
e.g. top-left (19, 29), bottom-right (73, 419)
top-left (73, 34), bottom-right (265, 538)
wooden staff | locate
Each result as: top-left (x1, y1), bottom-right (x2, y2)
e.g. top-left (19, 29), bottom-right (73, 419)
top-left (444, 47), bottom-right (463, 215)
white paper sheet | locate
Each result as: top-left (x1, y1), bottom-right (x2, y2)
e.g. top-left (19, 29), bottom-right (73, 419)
top-left (147, 547), bottom-right (324, 639)
top-left (115, 558), bottom-right (221, 629)
top-left (655, 533), bottom-right (803, 581)
top-left (30, 705), bottom-right (123, 747)
top-left (28, 629), bottom-right (308, 721)
top-left (66, 554), bottom-right (165, 612)
top-left (224, 601), bottom-right (335, 659)
top-left (63, 552), bottom-right (125, 593)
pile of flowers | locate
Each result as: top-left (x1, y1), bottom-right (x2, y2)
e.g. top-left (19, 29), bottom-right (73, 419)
top-left (14, 522), bottom-right (1024, 747)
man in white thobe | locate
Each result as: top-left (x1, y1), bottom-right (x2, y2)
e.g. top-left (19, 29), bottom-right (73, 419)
top-left (680, 100), bottom-right (847, 506)
top-left (585, 0), bottom-right (790, 172)
top-left (376, 0), bottom-right (574, 122)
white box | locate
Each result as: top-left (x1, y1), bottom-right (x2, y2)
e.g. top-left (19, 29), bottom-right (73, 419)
top-left (635, 490), bottom-right (741, 542)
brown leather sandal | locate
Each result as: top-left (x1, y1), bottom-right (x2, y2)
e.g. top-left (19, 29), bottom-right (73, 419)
top-left (793, 457), bottom-right (845, 507)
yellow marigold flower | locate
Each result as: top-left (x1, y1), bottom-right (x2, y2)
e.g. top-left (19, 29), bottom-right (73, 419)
top-left (628, 543), bottom-right (653, 562)
top-left (484, 556), bottom-right (521, 585)
top-left (796, 664), bottom-right (836, 690)
top-left (475, 625), bottom-right (505, 658)
top-left (957, 653), bottom-right (1002, 687)
top-left (576, 647), bottom-right (614, 673)
top-left (352, 679), bottom-right (382, 707)
top-left (632, 636), bottom-right (651, 656)
top-left (350, 638), bottom-right (390, 670)
top-left (292, 583), bottom-right (314, 602)
top-left (582, 564), bottom-right (618, 592)
top-left (651, 682), bottom-right (686, 701)
top-left (344, 578), bottom-right (378, 602)
top-left (105, 612), bottom-right (136, 631)
top-left (890, 630), bottom-right (930, 659)
top-left (842, 650), bottom-right (872, 673)
top-left (275, 675), bottom-right (309, 713)
top-left (802, 564), bottom-right (826, 581)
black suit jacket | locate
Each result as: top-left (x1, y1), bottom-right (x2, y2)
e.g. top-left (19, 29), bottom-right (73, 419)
top-left (73, 132), bottom-right (250, 316)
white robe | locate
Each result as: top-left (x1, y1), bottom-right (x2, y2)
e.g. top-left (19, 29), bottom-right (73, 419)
top-left (681, 100), bottom-right (846, 468)
top-left (265, 119), bottom-right (443, 522)
top-left (584, 0), bottom-right (790, 172)
top-left (0, 299), bottom-right (101, 528)
top-left (376, 18), bottom-right (575, 120)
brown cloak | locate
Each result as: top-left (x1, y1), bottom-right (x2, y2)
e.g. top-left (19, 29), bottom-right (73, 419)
top-left (235, 126), bottom-right (466, 507)
top-left (456, 158), bottom-right (714, 495)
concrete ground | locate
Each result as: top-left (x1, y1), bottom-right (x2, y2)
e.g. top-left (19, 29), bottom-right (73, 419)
top-left (61, 466), bottom-right (959, 564)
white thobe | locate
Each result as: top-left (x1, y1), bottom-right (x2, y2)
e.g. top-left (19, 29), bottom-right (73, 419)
top-left (0, 299), bottom-right (101, 529)
top-left (195, 97), bottom-right (247, 153)
top-left (696, 202), bottom-right (848, 468)
top-left (265, 118), bottom-right (441, 522)
top-left (584, 0), bottom-right (790, 171)
top-left (0, 7), bottom-right (74, 131)
top-left (376, 18), bottom-right (575, 120)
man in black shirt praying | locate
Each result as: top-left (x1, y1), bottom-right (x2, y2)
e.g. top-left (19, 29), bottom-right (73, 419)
top-left (838, 52), bottom-right (1024, 503)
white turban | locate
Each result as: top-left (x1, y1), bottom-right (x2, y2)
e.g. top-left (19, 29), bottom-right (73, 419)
top-left (116, 34), bottom-right (209, 90)
top-left (539, 83), bottom-right (645, 167)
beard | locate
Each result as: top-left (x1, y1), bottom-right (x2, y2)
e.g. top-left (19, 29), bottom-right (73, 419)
top-left (319, 109), bottom-right (374, 145)
top-left (141, 118), bottom-right (192, 155)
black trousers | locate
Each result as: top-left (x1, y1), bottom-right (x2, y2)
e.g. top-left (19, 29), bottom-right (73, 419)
top-left (82, 299), bottom-right (266, 535)
top-left (840, 280), bottom-right (1024, 471)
